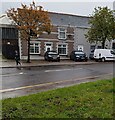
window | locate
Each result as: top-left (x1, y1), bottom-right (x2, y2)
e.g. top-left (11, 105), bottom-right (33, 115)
top-left (90, 45), bottom-right (95, 52)
top-left (78, 45), bottom-right (83, 51)
top-left (30, 29), bottom-right (37, 36)
top-left (30, 42), bottom-right (40, 54)
top-left (58, 28), bottom-right (66, 39)
top-left (58, 44), bottom-right (67, 55)
top-left (90, 45), bottom-right (95, 50)
top-left (97, 46), bottom-right (102, 49)
top-left (111, 50), bottom-right (115, 55)
top-left (45, 42), bottom-right (53, 52)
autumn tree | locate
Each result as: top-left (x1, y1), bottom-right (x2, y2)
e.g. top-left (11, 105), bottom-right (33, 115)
top-left (7, 2), bottom-right (52, 63)
top-left (85, 7), bottom-right (115, 49)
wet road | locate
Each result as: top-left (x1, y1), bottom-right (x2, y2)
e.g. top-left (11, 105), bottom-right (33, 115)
top-left (1, 62), bottom-right (114, 99)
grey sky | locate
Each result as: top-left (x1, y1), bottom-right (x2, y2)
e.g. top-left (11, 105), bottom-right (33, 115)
top-left (1, 0), bottom-right (114, 16)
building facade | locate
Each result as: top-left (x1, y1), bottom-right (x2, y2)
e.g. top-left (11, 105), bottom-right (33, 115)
top-left (1, 12), bottom-right (114, 60)
top-left (20, 25), bottom-right (75, 60)
top-left (20, 12), bottom-right (91, 60)
top-left (0, 15), bottom-right (19, 59)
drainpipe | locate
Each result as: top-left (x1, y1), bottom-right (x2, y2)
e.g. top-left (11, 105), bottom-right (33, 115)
top-left (18, 31), bottom-right (22, 60)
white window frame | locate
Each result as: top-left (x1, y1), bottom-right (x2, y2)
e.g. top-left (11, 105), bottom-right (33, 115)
top-left (58, 27), bottom-right (67, 40)
top-left (45, 42), bottom-right (53, 52)
top-left (30, 41), bottom-right (40, 54)
top-left (57, 43), bottom-right (68, 55)
top-left (78, 45), bottom-right (84, 51)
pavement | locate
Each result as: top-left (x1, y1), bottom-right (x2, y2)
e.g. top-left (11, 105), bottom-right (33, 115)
top-left (0, 58), bottom-right (97, 68)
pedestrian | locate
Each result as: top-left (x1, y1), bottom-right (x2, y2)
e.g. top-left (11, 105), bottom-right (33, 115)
top-left (15, 50), bottom-right (21, 66)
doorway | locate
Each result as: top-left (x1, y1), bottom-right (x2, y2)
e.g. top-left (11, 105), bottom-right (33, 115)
top-left (45, 42), bottom-right (53, 52)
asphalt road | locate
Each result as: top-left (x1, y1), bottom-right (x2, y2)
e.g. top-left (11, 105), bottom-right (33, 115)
top-left (1, 62), bottom-right (114, 99)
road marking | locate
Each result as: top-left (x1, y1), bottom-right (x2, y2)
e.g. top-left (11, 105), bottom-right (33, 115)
top-left (0, 73), bottom-right (112, 93)
top-left (45, 68), bottom-right (83, 72)
top-left (45, 69), bottom-right (71, 72)
top-left (1, 68), bottom-right (83, 76)
top-left (1, 72), bottom-right (25, 77)
top-left (19, 72), bottom-right (24, 74)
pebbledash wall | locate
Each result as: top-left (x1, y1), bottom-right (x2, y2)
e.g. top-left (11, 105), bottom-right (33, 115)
top-left (20, 12), bottom-right (92, 60)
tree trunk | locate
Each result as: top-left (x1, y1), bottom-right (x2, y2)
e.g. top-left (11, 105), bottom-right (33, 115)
top-left (102, 40), bottom-right (105, 49)
top-left (27, 36), bottom-right (31, 63)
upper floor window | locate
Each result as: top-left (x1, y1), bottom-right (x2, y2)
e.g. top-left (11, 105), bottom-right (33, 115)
top-left (58, 27), bottom-right (67, 40)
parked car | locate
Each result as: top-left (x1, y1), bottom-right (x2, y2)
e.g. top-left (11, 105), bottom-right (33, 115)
top-left (70, 51), bottom-right (88, 62)
top-left (94, 49), bottom-right (115, 62)
top-left (44, 51), bottom-right (60, 62)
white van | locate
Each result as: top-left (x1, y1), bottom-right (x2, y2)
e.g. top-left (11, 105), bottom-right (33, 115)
top-left (94, 49), bottom-right (115, 62)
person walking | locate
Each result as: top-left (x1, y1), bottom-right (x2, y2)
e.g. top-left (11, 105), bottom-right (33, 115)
top-left (15, 50), bottom-right (21, 66)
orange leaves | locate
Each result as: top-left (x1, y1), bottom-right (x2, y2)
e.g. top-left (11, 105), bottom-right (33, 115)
top-left (7, 1), bottom-right (52, 40)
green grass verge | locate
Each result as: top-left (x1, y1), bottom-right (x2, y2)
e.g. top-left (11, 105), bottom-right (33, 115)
top-left (1, 78), bottom-right (115, 119)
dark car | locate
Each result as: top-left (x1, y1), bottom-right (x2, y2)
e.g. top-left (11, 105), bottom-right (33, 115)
top-left (70, 51), bottom-right (88, 62)
top-left (44, 51), bottom-right (60, 62)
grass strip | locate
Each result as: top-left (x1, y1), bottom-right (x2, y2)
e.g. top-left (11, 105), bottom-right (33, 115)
top-left (1, 78), bottom-right (115, 118)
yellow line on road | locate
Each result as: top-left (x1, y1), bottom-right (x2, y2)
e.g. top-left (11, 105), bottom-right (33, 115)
top-left (0, 73), bottom-right (113, 93)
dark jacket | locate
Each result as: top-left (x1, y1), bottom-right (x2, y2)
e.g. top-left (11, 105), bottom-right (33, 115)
top-left (15, 52), bottom-right (20, 61)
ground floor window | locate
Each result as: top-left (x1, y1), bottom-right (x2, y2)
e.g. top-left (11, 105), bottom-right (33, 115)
top-left (58, 44), bottom-right (67, 55)
top-left (90, 45), bottom-right (95, 52)
top-left (45, 42), bottom-right (53, 52)
top-left (97, 45), bottom-right (102, 49)
top-left (78, 45), bottom-right (83, 51)
top-left (30, 41), bottom-right (40, 54)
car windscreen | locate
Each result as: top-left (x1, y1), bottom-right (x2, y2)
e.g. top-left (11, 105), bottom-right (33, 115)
top-left (75, 52), bottom-right (85, 56)
top-left (110, 50), bottom-right (115, 55)
top-left (48, 52), bottom-right (58, 55)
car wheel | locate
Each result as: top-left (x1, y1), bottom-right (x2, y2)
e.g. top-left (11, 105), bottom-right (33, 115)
top-left (44, 57), bottom-right (46, 61)
top-left (58, 59), bottom-right (60, 62)
top-left (101, 57), bottom-right (105, 62)
top-left (74, 58), bottom-right (76, 62)
top-left (95, 59), bottom-right (98, 62)
top-left (85, 59), bottom-right (88, 62)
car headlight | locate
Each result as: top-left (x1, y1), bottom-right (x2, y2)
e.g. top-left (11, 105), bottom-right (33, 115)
top-left (48, 55), bottom-right (52, 57)
top-left (57, 55), bottom-right (60, 57)
top-left (76, 55), bottom-right (80, 57)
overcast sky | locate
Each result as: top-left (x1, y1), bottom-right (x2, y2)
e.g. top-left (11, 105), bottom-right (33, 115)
top-left (1, 0), bottom-right (114, 16)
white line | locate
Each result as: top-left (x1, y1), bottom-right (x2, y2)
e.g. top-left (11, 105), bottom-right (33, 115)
top-left (45, 69), bottom-right (71, 72)
top-left (45, 68), bottom-right (83, 72)
top-left (1, 72), bottom-right (25, 77)
top-left (19, 72), bottom-right (24, 74)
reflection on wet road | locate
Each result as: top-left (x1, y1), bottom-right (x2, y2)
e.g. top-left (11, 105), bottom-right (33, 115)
top-left (1, 62), bottom-right (114, 98)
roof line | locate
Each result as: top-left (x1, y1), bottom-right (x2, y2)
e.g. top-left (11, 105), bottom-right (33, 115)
top-left (48, 11), bottom-right (91, 18)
